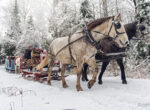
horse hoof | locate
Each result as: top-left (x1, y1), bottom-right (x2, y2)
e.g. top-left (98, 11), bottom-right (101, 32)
top-left (88, 80), bottom-right (95, 89)
top-left (76, 85), bottom-right (83, 91)
top-left (122, 80), bottom-right (127, 84)
top-left (82, 76), bottom-right (89, 82)
top-left (77, 88), bottom-right (83, 91)
top-left (98, 80), bottom-right (103, 85)
top-left (85, 78), bottom-right (89, 81)
top-left (63, 83), bottom-right (68, 88)
top-left (88, 82), bottom-right (92, 89)
top-left (82, 77), bottom-right (85, 81)
top-left (47, 81), bottom-right (51, 85)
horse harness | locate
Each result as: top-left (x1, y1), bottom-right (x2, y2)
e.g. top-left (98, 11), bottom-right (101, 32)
top-left (83, 17), bottom-right (126, 50)
top-left (55, 35), bottom-right (85, 63)
top-left (54, 17), bottom-right (126, 62)
top-left (68, 34), bottom-right (76, 63)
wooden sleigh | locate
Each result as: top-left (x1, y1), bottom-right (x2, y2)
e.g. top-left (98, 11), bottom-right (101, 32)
top-left (5, 56), bottom-right (15, 72)
top-left (21, 49), bottom-right (64, 82)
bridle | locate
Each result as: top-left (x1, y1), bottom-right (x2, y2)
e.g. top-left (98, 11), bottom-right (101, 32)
top-left (131, 24), bottom-right (150, 41)
top-left (107, 17), bottom-right (126, 40)
top-left (83, 17), bottom-right (126, 49)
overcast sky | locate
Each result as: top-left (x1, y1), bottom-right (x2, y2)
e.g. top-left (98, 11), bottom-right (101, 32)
top-left (0, 0), bottom-right (53, 40)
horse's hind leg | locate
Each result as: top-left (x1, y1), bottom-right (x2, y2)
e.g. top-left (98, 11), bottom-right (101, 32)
top-left (61, 64), bottom-right (68, 88)
top-left (76, 67), bottom-right (83, 91)
top-left (47, 60), bottom-right (54, 85)
top-left (74, 65), bottom-right (83, 91)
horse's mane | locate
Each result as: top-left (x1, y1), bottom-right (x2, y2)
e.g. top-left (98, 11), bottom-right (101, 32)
top-left (87, 16), bottom-right (114, 30)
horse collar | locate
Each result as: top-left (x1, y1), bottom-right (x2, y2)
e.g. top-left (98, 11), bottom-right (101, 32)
top-left (83, 29), bottom-right (102, 51)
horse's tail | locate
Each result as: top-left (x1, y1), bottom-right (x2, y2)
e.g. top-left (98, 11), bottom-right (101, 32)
top-left (36, 56), bottom-right (49, 70)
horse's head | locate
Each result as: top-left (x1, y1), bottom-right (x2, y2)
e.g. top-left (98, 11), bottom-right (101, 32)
top-left (136, 17), bottom-right (147, 37)
top-left (107, 14), bottom-right (129, 48)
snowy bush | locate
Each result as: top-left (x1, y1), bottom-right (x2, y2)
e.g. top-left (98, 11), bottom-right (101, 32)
top-left (2, 41), bottom-right (16, 56)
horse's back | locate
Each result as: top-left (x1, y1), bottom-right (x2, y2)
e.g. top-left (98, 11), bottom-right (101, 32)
top-left (50, 33), bottom-right (82, 55)
top-left (50, 36), bottom-right (68, 55)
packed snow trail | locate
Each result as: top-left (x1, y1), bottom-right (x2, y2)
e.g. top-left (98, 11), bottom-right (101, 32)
top-left (0, 65), bottom-right (150, 110)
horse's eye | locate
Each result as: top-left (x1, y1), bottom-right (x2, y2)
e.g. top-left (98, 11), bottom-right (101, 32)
top-left (115, 22), bottom-right (121, 29)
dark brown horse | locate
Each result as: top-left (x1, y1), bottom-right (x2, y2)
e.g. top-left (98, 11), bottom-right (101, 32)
top-left (82, 21), bottom-right (146, 84)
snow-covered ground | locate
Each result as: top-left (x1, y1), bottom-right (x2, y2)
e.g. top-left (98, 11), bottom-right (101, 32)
top-left (0, 65), bottom-right (150, 110)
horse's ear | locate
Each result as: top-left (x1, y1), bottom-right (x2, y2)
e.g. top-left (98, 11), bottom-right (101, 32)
top-left (140, 17), bottom-right (144, 23)
top-left (114, 13), bottom-right (121, 20)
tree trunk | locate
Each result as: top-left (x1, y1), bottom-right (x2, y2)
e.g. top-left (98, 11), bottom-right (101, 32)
top-left (102, 0), bottom-right (108, 17)
top-left (133, 0), bottom-right (137, 14)
top-left (99, 0), bottom-right (102, 18)
top-left (115, 0), bottom-right (119, 14)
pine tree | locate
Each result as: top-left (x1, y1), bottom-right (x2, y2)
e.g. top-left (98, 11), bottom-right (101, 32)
top-left (3, 0), bottom-right (21, 56)
top-left (3, 42), bottom-right (16, 56)
top-left (135, 0), bottom-right (150, 62)
top-left (7, 0), bottom-right (21, 41)
top-left (78, 0), bottom-right (95, 30)
top-left (136, 0), bottom-right (150, 26)
top-left (80, 0), bottom-right (94, 20)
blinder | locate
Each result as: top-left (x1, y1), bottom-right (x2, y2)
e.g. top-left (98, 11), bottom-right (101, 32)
top-left (139, 25), bottom-right (145, 31)
top-left (111, 21), bottom-right (125, 40)
top-left (115, 22), bottom-right (121, 29)
top-left (137, 24), bottom-right (149, 36)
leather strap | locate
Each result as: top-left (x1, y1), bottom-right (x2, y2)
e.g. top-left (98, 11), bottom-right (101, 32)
top-left (68, 34), bottom-right (76, 63)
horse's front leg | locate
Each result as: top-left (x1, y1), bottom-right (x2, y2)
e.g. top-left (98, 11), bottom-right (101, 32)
top-left (116, 58), bottom-right (127, 84)
top-left (98, 61), bottom-right (110, 84)
top-left (75, 66), bottom-right (83, 91)
top-left (81, 63), bottom-right (89, 81)
top-left (87, 60), bottom-right (98, 89)
top-left (61, 64), bottom-right (68, 88)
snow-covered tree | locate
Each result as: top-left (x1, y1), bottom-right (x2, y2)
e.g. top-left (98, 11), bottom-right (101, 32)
top-left (48, 1), bottom-right (81, 38)
top-left (136, 0), bottom-right (150, 26)
top-left (16, 15), bottom-right (39, 55)
top-left (102, 0), bottom-right (108, 17)
top-left (2, 0), bottom-right (22, 56)
top-left (135, 0), bottom-right (150, 61)
top-left (6, 0), bottom-right (21, 42)
top-left (2, 42), bottom-right (16, 56)
top-left (80, 0), bottom-right (94, 19)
